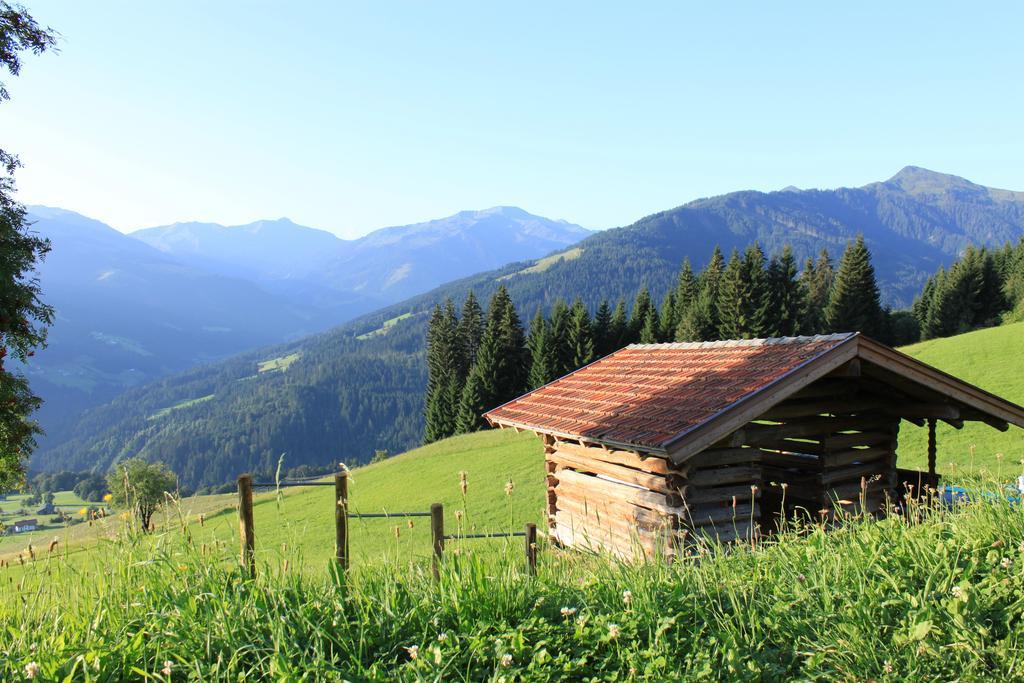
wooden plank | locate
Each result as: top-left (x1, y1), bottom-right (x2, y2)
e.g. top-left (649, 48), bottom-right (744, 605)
top-left (555, 491), bottom-right (677, 531)
top-left (553, 481), bottom-right (681, 524)
top-left (760, 450), bottom-right (822, 469)
top-left (756, 438), bottom-right (825, 455)
top-left (821, 431), bottom-right (893, 451)
top-left (746, 415), bottom-right (897, 444)
top-left (689, 447), bottom-right (763, 468)
top-left (549, 449), bottom-right (678, 494)
top-left (761, 397), bottom-right (880, 420)
top-left (686, 465), bottom-right (760, 487)
top-left (555, 441), bottom-right (674, 475)
top-left (820, 445), bottom-right (891, 469)
top-left (555, 504), bottom-right (677, 545)
top-left (789, 379), bottom-right (859, 400)
top-left (554, 513), bottom-right (676, 556)
top-left (554, 469), bottom-right (683, 512)
top-left (821, 461), bottom-right (888, 487)
top-left (682, 483), bottom-right (760, 506)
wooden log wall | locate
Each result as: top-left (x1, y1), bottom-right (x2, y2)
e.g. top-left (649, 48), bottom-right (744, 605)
top-left (546, 440), bottom-right (685, 560)
top-left (546, 438), bottom-right (763, 558)
top-left (750, 378), bottom-right (902, 521)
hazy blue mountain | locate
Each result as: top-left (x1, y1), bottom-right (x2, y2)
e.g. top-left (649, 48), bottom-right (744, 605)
top-left (31, 167), bottom-right (1024, 487)
top-left (23, 207), bottom-right (325, 444)
top-left (132, 207), bottom-right (591, 309)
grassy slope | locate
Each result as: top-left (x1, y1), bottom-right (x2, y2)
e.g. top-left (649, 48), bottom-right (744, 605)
top-left (896, 322), bottom-right (1024, 476)
top-left (7, 323), bottom-right (1021, 568)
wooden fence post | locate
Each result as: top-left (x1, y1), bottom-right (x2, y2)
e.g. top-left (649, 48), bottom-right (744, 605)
top-left (927, 418), bottom-right (937, 477)
top-left (335, 472), bottom-right (348, 571)
top-left (237, 474), bottom-right (255, 577)
top-left (430, 503), bottom-right (444, 580)
top-left (525, 522), bottom-right (537, 576)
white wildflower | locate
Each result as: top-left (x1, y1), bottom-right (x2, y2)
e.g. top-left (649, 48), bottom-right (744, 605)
top-left (405, 645), bottom-right (419, 660)
top-left (161, 660), bottom-right (173, 676)
top-left (560, 606), bottom-right (577, 617)
top-left (437, 633), bottom-right (448, 643)
top-left (608, 623), bottom-right (621, 639)
top-left (622, 590), bottom-right (632, 605)
top-left (24, 662), bottom-right (40, 679)
top-left (1001, 557), bottom-right (1013, 569)
top-left (500, 653), bottom-right (513, 667)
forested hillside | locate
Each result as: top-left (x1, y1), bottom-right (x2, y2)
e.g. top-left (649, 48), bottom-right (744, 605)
top-left (31, 168), bottom-right (1024, 488)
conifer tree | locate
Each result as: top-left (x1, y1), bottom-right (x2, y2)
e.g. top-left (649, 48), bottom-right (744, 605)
top-left (700, 246), bottom-right (725, 337)
top-left (639, 307), bottom-right (660, 343)
top-left (657, 290), bottom-right (676, 342)
top-left (672, 258), bottom-right (698, 326)
top-left (567, 298), bottom-right (595, 369)
top-left (592, 299), bottom-right (613, 357)
top-left (716, 249), bottom-right (745, 338)
top-left (626, 286), bottom-right (659, 344)
top-left (767, 245), bottom-right (801, 337)
top-left (608, 298), bottom-right (628, 351)
top-left (527, 309), bottom-right (557, 389)
top-left (800, 249), bottom-right (834, 334)
top-left (825, 235), bottom-right (884, 336)
top-left (742, 243), bottom-right (772, 337)
top-left (547, 299), bottom-right (572, 376)
top-left (455, 366), bottom-right (487, 433)
top-left (457, 290), bottom-right (484, 375)
top-left (423, 300), bottom-right (461, 443)
top-left (455, 286), bottom-right (528, 431)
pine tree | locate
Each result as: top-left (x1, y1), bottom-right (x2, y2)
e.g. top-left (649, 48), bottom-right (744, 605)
top-left (672, 258), bottom-right (698, 327)
top-left (547, 299), bottom-right (572, 376)
top-left (455, 366), bottom-right (487, 433)
top-left (657, 290), bottom-right (676, 342)
top-left (423, 300), bottom-right (461, 443)
top-left (700, 246), bottom-right (725, 335)
top-left (825, 235), bottom-right (884, 336)
top-left (567, 298), bottom-right (595, 369)
top-left (527, 309), bottom-right (557, 389)
top-left (457, 290), bottom-right (484, 375)
top-left (716, 249), bottom-right (745, 338)
top-left (455, 286), bottom-right (528, 430)
top-left (592, 299), bottom-right (613, 357)
top-left (767, 245), bottom-right (802, 337)
top-left (626, 286), bottom-right (659, 344)
top-left (800, 249), bottom-right (834, 334)
top-left (742, 243), bottom-right (772, 337)
top-left (608, 298), bottom-right (628, 350)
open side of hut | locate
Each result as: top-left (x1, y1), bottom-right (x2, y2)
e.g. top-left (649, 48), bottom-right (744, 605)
top-left (484, 333), bottom-right (1024, 560)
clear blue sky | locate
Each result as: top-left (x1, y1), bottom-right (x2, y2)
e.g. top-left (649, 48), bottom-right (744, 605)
top-left (4, 1), bottom-right (1023, 237)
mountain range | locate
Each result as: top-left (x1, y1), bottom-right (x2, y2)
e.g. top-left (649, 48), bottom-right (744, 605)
top-left (23, 206), bottom-right (589, 447)
top-left (27, 167), bottom-right (1024, 488)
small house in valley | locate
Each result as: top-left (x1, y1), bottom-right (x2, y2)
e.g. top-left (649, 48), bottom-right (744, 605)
top-left (485, 334), bottom-right (1024, 560)
top-left (12, 519), bottom-right (38, 534)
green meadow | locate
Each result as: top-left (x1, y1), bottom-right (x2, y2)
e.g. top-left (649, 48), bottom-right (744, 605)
top-left (2, 323), bottom-right (1023, 679)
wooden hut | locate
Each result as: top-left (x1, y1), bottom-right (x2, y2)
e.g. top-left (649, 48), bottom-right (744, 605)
top-left (484, 334), bottom-right (1024, 560)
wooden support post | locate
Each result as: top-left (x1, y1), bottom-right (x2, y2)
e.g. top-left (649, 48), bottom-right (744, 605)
top-left (237, 474), bottom-right (255, 577)
top-left (525, 523), bottom-right (538, 576)
top-left (927, 418), bottom-right (937, 477)
top-left (335, 472), bottom-right (348, 571)
top-left (430, 503), bottom-right (444, 580)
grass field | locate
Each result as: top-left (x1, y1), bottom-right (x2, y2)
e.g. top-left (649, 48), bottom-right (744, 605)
top-left (357, 312), bottom-right (415, 340)
top-left (896, 322), bottom-right (1024, 475)
top-left (2, 325), bottom-right (1024, 678)
top-left (257, 351), bottom-right (302, 373)
top-left (3, 484), bottom-right (1023, 680)
top-left (499, 247), bottom-right (583, 280)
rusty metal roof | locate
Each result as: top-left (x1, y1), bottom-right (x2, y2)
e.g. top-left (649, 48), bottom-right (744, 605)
top-left (485, 334), bottom-right (857, 454)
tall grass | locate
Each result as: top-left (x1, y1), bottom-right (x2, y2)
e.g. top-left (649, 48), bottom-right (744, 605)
top-left (3, 486), bottom-right (1024, 681)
